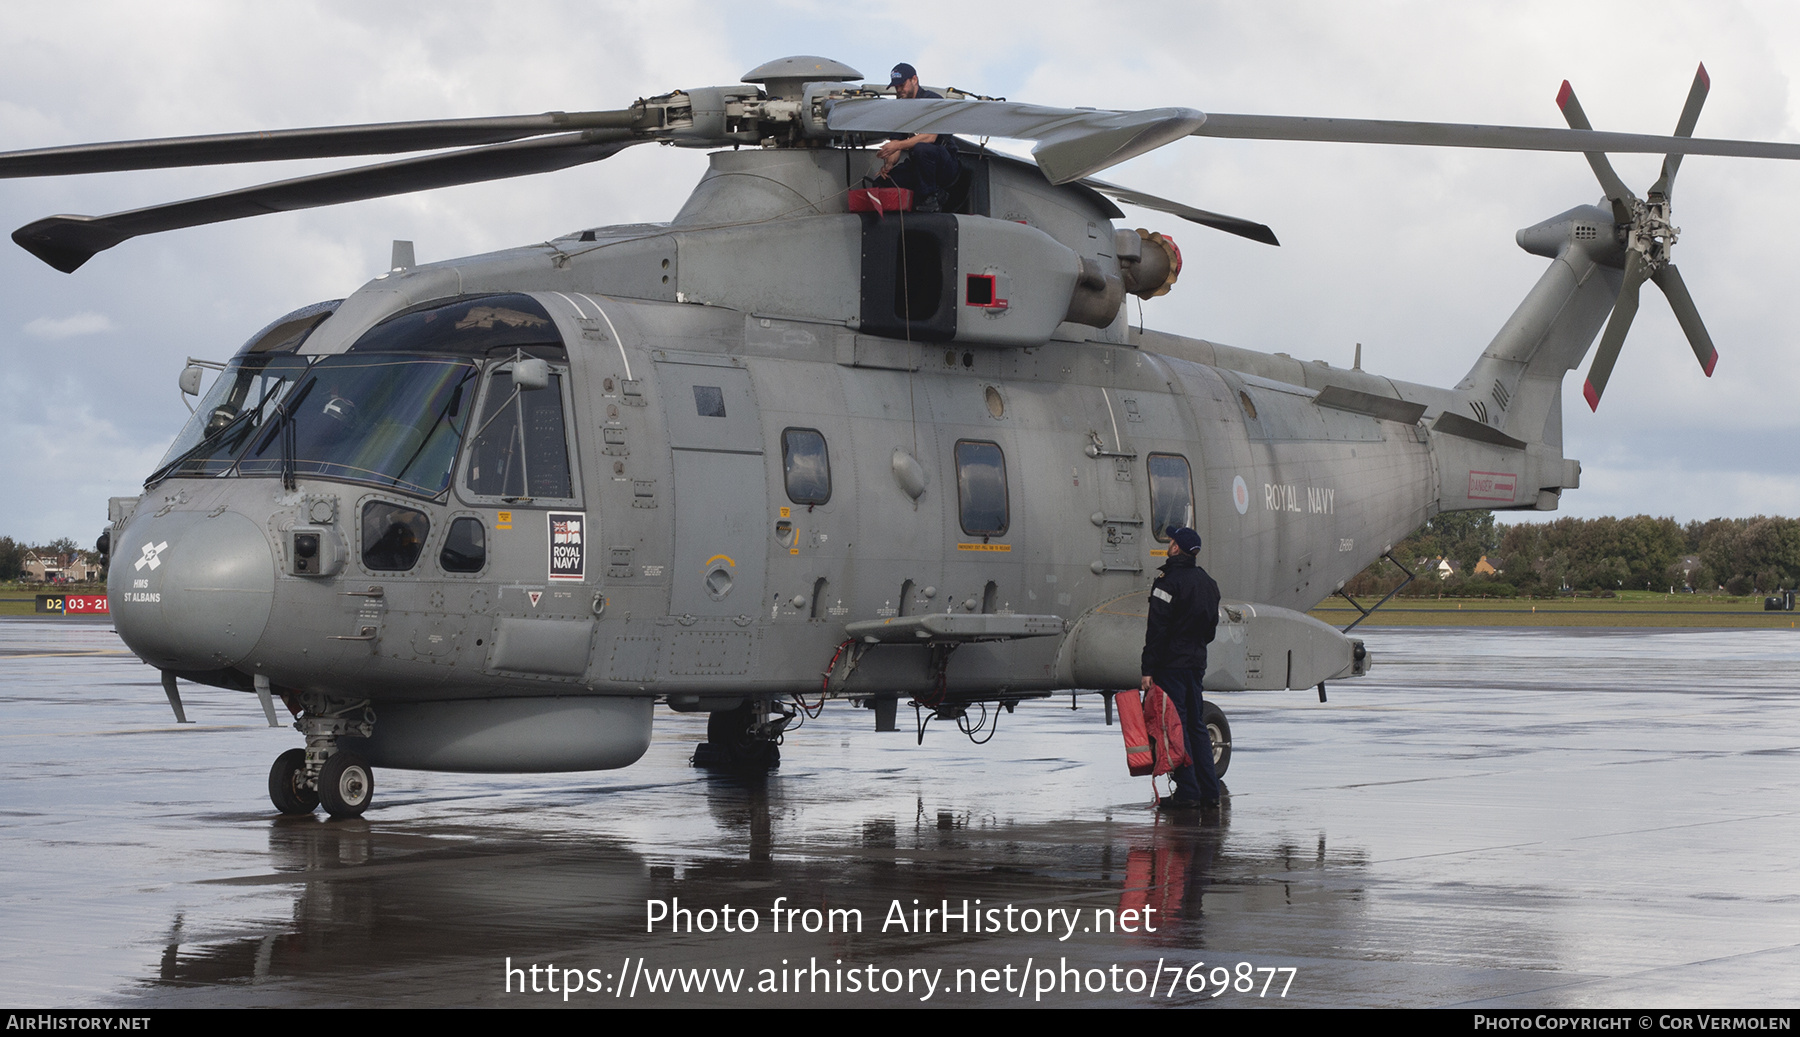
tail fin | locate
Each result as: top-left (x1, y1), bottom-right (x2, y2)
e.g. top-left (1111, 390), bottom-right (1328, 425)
top-left (1454, 203), bottom-right (1623, 454)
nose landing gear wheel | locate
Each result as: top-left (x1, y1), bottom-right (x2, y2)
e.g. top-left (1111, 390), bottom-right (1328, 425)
top-left (1202, 701), bottom-right (1231, 778)
top-left (318, 751), bottom-right (374, 818)
top-left (268, 748), bottom-right (319, 815)
top-left (703, 703), bottom-right (781, 771)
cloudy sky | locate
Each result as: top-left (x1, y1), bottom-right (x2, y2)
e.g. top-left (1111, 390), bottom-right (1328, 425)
top-left (3, 1), bottom-right (1797, 547)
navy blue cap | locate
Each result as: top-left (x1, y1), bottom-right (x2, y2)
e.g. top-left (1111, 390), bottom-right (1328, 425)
top-left (1167, 526), bottom-right (1203, 555)
top-left (890, 63), bottom-right (917, 85)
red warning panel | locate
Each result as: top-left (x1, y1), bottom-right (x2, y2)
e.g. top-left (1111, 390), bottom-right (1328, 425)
top-left (548, 511), bottom-right (586, 581)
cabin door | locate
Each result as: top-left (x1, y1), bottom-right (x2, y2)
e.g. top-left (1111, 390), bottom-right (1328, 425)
top-left (655, 359), bottom-right (768, 617)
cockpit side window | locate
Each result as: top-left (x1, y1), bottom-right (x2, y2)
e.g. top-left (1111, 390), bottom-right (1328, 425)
top-left (461, 361), bottom-right (575, 502)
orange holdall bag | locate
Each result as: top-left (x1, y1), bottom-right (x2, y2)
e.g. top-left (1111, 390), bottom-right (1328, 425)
top-left (1118, 684), bottom-right (1190, 777)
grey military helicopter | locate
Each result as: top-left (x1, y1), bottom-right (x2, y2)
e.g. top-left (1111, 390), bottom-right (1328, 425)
top-left (6, 56), bottom-right (1788, 817)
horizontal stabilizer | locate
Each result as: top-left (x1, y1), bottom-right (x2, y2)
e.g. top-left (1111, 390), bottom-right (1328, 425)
top-left (1433, 411), bottom-right (1527, 450)
top-left (1313, 385), bottom-right (1426, 424)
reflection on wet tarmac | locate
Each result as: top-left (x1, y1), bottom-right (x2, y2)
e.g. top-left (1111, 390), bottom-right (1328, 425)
top-left (3, 619), bottom-right (1798, 1006)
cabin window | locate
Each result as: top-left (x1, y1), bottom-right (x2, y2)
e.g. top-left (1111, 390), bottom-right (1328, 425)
top-left (463, 362), bottom-right (574, 501)
top-left (955, 440), bottom-right (1009, 536)
top-left (693, 385), bottom-right (727, 418)
top-left (1147, 453), bottom-right (1195, 541)
top-left (439, 516), bottom-right (487, 573)
top-left (362, 501), bottom-right (430, 571)
top-left (782, 428), bottom-right (831, 505)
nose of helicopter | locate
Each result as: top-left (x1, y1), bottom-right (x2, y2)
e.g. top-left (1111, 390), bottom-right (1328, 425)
top-left (109, 509), bottom-right (276, 671)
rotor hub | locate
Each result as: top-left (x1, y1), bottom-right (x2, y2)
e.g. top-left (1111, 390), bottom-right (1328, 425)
top-left (1625, 196), bottom-right (1679, 272)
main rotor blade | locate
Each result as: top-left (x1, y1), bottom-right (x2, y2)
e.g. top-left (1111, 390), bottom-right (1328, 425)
top-left (1554, 81), bottom-right (1637, 222)
top-left (1080, 177), bottom-right (1278, 245)
top-left (13, 130), bottom-right (637, 272)
top-left (1191, 112), bottom-right (1800, 162)
top-left (1650, 263), bottom-right (1719, 376)
top-left (1651, 63), bottom-right (1711, 201)
top-left (826, 98), bottom-right (1205, 183)
top-left (0, 110), bottom-right (644, 178)
top-left (1583, 250), bottom-right (1647, 411)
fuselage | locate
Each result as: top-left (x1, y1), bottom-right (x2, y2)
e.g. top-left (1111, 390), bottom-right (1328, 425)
top-left (105, 145), bottom-right (1587, 772)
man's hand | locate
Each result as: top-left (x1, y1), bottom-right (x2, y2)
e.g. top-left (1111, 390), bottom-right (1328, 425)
top-left (876, 137), bottom-right (912, 175)
top-left (876, 133), bottom-right (936, 176)
top-left (1140, 676), bottom-right (1154, 692)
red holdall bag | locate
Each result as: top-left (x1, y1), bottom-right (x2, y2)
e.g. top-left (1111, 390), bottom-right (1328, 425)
top-left (847, 187), bottom-right (914, 215)
top-left (1118, 684), bottom-right (1191, 777)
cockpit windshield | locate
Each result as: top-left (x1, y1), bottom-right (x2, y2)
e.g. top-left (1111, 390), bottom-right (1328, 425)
top-left (150, 293), bottom-right (566, 498)
top-left (152, 354), bottom-right (480, 497)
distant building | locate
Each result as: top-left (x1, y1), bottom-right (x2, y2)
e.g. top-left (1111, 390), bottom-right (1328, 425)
top-left (1473, 555), bottom-right (1502, 576)
top-left (21, 551), bottom-right (102, 583)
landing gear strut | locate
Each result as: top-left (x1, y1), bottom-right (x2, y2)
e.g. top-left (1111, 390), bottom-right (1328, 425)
top-left (265, 698), bottom-right (378, 818)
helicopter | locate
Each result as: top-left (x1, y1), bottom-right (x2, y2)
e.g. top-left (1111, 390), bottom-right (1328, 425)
top-left (6, 54), bottom-right (1791, 817)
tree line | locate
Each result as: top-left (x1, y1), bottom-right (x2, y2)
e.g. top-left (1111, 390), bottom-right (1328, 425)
top-left (1344, 512), bottom-right (1800, 598)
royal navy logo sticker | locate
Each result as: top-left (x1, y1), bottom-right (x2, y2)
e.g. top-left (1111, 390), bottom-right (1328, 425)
top-left (547, 511), bottom-right (586, 581)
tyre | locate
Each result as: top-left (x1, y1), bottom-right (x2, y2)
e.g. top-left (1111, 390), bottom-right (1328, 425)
top-left (1201, 700), bottom-right (1231, 778)
top-left (318, 750), bottom-right (374, 818)
top-left (268, 748), bottom-right (318, 815)
top-left (706, 703), bottom-right (779, 771)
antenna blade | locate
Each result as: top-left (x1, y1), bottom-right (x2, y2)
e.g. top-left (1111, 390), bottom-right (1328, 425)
top-left (1651, 63), bottom-right (1710, 201)
top-left (1555, 81), bottom-right (1637, 220)
top-left (12, 131), bottom-right (635, 272)
top-left (1650, 263), bottom-right (1719, 376)
top-left (1081, 178), bottom-right (1278, 245)
top-left (0, 110), bottom-right (643, 178)
top-left (1582, 252), bottom-right (1646, 411)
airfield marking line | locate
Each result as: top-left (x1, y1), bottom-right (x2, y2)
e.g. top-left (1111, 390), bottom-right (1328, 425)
top-left (0, 650), bottom-right (133, 659)
top-left (0, 726), bottom-right (263, 739)
top-left (1336, 771), bottom-right (1507, 788)
top-left (1362, 840), bottom-right (1549, 865)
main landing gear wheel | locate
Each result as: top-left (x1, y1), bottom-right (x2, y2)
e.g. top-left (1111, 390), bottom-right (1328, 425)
top-left (705, 703), bottom-right (780, 771)
top-left (1202, 701), bottom-right (1231, 778)
top-left (318, 751), bottom-right (374, 818)
top-left (268, 748), bottom-right (319, 815)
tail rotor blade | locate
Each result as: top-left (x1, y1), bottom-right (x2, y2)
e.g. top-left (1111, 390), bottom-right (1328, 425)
top-left (1583, 251), bottom-right (1647, 410)
top-left (1651, 63), bottom-right (1710, 201)
top-left (1556, 81), bottom-right (1638, 220)
top-left (1651, 263), bottom-right (1719, 376)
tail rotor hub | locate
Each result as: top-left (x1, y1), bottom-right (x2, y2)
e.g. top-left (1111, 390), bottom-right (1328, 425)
top-left (1626, 196), bottom-right (1679, 273)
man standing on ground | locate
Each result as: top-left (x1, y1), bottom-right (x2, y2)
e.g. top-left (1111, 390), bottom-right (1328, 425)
top-left (1140, 525), bottom-right (1223, 810)
top-left (875, 62), bottom-right (958, 210)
